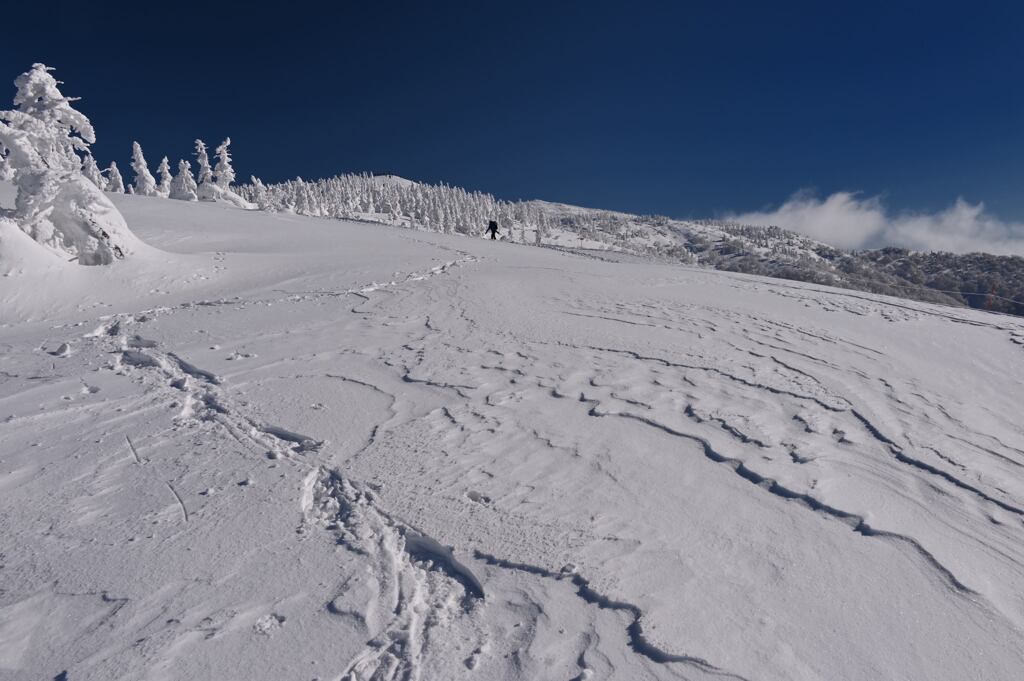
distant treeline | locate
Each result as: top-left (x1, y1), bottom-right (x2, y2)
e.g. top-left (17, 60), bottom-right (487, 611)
top-left (236, 174), bottom-right (1024, 318)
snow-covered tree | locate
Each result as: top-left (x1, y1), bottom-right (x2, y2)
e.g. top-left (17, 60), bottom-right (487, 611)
top-left (130, 141), bottom-right (158, 196)
top-left (188, 137), bottom-right (253, 208)
top-left (213, 137), bottom-right (235, 189)
top-left (169, 159), bottom-right (197, 201)
top-left (0, 64), bottom-right (91, 178)
top-left (0, 64), bottom-right (137, 264)
top-left (156, 156), bottom-right (171, 197)
top-left (293, 178), bottom-right (311, 214)
top-left (236, 173), bottom-right (516, 237)
top-left (194, 138), bottom-right (212, 181)
top-left (248, 175), bottom-right (271, 210)
top-left (81, 153), bottom-right (105, 189)
top-left (105, 161), bottom-right (125, 193)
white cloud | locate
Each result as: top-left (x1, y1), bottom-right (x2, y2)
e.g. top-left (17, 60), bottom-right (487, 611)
top-left (729, 191), bottom-right (1024, 255)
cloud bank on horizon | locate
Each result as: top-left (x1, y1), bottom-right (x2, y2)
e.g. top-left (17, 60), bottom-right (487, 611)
top-left (729, 191), bottom-right (1024, 256)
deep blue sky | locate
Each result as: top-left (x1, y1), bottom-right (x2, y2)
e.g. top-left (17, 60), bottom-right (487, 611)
top-left (4, 1), bottom-right (1023, 220)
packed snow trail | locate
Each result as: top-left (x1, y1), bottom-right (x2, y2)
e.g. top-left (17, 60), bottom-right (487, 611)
top-left (1, 192), bottom-right (1023, 680)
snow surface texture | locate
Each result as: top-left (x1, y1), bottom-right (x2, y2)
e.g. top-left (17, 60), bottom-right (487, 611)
top-left (2, 189), bottom-right (1024, 681)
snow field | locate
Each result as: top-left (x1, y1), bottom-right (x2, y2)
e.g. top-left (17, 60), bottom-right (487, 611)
top-left (1, 192), bottom-right (1023, 680)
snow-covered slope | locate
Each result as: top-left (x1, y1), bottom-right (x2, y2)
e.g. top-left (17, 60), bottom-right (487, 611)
top-left (237, 175), bottom-right (1024, 316)
top-left (2, 192), bottom-right (1024, 681)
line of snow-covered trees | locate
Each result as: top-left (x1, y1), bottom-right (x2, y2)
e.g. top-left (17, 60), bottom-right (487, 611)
top-left (234, 174), bottom-right (694, 256)
top-left (234, 173), bottom-right (674, 249)
top-left (0, 62), bottom-right (681, 261)
top-left (237, 174), bottom-right (549, 240)
top-left (0, 63), bottom-right (258, 265)
top-left (80, 137), bottom-right (252, 208)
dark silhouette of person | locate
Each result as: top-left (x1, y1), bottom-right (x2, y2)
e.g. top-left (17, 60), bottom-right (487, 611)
top-left (486, 220), bottom-right (499, 240)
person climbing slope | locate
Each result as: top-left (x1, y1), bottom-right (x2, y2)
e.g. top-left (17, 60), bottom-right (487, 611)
top-left (486, 220), bottom-right (499, 240)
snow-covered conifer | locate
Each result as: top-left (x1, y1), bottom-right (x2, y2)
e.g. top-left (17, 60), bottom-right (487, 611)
top-left (156, 156), bottom-right (171, 197)
top-left (194, 139), bottom-right (213, 184)
top-left (213, 137), bottom-right (235, 189)
top-left (169, 159), bottom-right (198, 201)
top-left (0, 64), bottom-right (137, 264)
top-left (294, 179), bottom-right (311, 215)
top-left (130, 141), bottom-right (158, 196)
top-left (189, 137), bottom-right (253, 207)
top-left (248, 175), bottom-right (271, 210)
top-left (194, 138), bottom-right (218, 201)
top-left (0, 64), bottom-right (92, 179)
top-left (81, 153), bottom-right (105, 189)
top-left (106, 161), bottom-right (125, 193)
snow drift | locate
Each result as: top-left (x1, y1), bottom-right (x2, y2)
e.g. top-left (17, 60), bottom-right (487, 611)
top-left (10, 174), bottom-right (140, 264)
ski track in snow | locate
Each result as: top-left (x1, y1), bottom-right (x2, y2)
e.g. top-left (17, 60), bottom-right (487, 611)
top-left (301, 466), bottom-right (484, 681)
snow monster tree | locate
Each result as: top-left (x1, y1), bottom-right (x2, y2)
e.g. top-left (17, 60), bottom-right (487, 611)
top-left (0, 64), bottom-right (139, 265)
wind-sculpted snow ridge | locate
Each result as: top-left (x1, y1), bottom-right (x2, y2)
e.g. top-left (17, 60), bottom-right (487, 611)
top-left (588, 403), bottom-right (974, 595)
top-left (571, 340), bottom-right (1024, 520)
top-left (355, 277), bottom-right (1024, 678)
top-left (473, 550), bottom-right (751, 680)
top-left (846, 408), bottom-right (1024, 517)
